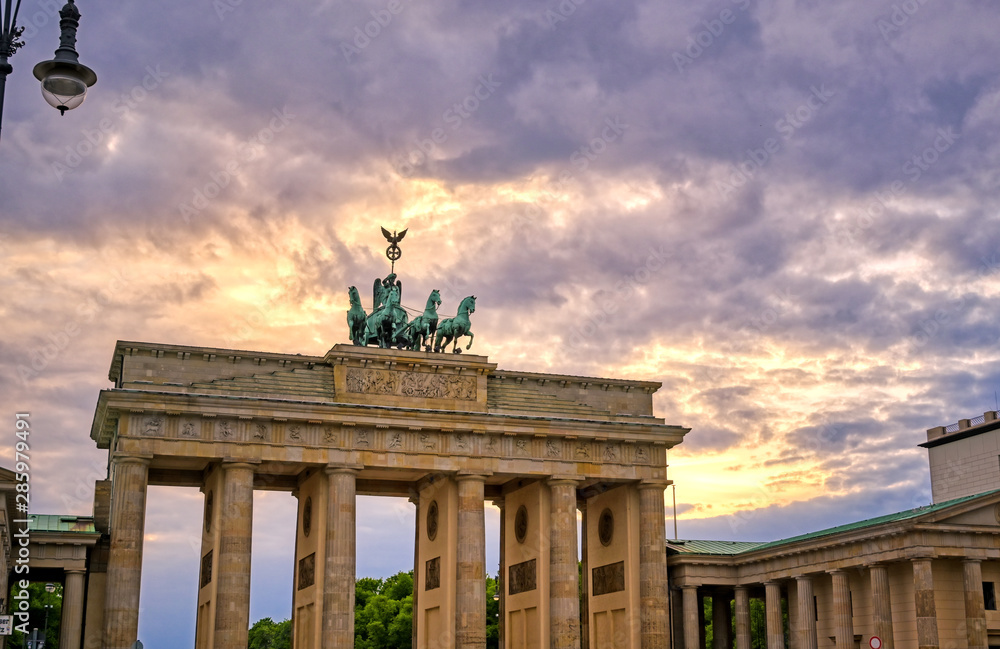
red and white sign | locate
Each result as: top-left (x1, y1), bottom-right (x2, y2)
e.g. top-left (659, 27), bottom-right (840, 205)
top-left (870, 637), bottom-right (882, 649)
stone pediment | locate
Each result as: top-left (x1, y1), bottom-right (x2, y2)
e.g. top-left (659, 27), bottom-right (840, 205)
top-left (918, 489), bottom-right (1000, 528)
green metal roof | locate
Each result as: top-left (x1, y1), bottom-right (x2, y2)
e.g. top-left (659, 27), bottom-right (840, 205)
top-left (28, 514), bottom-right (99, 534)
top-left (669, 488), bottom-right (1000, 556)
top-left (667, 540), bottom-right (768, 555)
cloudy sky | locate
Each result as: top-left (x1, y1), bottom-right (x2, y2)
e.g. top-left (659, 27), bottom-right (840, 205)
top-left (2, 0), bottom-right (999, 644)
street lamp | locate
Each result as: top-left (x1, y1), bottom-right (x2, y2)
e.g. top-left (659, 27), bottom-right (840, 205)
top-left (0, 0), bottom-right (96, 141)
top-left (32, 0), bottom-right (96, 115)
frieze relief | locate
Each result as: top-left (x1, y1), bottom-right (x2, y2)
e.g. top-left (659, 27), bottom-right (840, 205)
top-left (124, 414), bottom-right (655, 472)
top-left (346, 367), bottom-right (477, 401)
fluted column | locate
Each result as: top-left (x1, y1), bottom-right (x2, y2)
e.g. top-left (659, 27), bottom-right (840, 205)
top-left (214, 461), bottom-right (255, 649)
top-left (713, 591), bottom-right (732, 649)
top-left (913, 558), bottom-right (938, 649)
top-left (963, 559), bottom-right (987, 649)
top-left (639, 482), bottom-right (670, 648)
top-left (579, 500), bottom-right (589, 649)
top-left (494, 497), bottom-right (506, 649)
top-left (324, 466), bottom-right (359, 648)
top-left (796, 576), bottom-right (817, 649)
top-left (682, 586), bottom-right (700, 649)
top-left (103, 454), bottom-right (150, 649)
top-left (548, 480), bottom-right (581, 648)
top-left (59, 569), bottom-right (87, 649)
top-left (734, 587), bottom-right (751, 649)
top-left (869, 564), bottom-right (894, 649)
top-left (831, 570), bottom-right (854, 649)
top-left (456, 473), bottom-right (487, 649)
top-left (410, 493), bottom-right (420, 649)
top-left (764, 582), bottom-right (785, 649)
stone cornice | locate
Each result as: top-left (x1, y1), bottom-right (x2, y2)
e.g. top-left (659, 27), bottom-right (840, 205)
top-left (90, 389), bottom-right (685, 449)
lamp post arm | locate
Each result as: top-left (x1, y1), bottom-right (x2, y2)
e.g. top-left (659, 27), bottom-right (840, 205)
top-left (0, 0), bottom-right (25, 141)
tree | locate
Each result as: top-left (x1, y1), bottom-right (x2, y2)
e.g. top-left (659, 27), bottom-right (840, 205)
top-left (248, 617), bottom-right (291, 649)
top-left (9, 582), bottom-right (63, 649)
top-left (250, 569), bottom-right (502, 649)
top-left (354, 570), bottom-right (413, 649)
top-left (485, 574), bottom-right (500, 649)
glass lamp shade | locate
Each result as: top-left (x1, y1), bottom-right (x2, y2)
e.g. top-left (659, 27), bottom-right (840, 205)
top-left (40, 72), bottom-right (89, 114)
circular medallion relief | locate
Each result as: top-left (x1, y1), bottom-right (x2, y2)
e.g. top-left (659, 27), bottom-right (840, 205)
top-left (427, 500), bottom-right (439, 541)
top-left (303, 497), bottom-right (312, 537)
top-left (205, 491), bottom-right (214, 533)
top-left (514, 505), bottom-right (528, 544)
top-left (598, 508), bottom-right (614, 547)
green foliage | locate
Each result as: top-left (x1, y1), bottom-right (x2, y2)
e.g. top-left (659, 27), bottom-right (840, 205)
top-left (9, 581), bottom-right (63, 649)
top-left (248, 569), bottom-right (501, 649)
top-left (485, 574), bottom-right (500, 649)
top-left (354, 570), bottom-right (413, 649)
top-left (248, 617), bottom-right (291, 649)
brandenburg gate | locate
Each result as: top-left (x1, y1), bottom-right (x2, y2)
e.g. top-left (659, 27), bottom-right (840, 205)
top-left (87, 233), bottom-right (689, 648)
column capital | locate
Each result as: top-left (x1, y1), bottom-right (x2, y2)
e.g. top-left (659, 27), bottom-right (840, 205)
top-left (111, 452), bottom-right (152, 466)
top-left (794, 574), bottom-right (813, 583)
top-left (221, 459), bottom-right (259, 471)
top-left (324, 463), bottom-right (363, 475)
top-left (491, 497), bottom-right (505, 509)
top-left (827, 568), bottom-right (848, 575)
top-left (547, 476), bottom-right (581, 487)
top-left (962, 557), bottom-right (983, 565)
top-left (455, 471), bottom-right (490, 482)
top-left (64, 568), bottom-right (87, 576)
top-left (638, 480), bottom-right (671, 491)
top-left (734, 585), bottom-right (750, 593)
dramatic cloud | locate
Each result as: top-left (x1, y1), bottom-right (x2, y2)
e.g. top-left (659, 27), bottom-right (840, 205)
top-left (2, 0), bottom-right (999, 645)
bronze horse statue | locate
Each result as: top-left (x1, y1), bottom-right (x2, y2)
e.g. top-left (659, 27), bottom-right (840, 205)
top-left (434, 295), bottom-right (476, 353)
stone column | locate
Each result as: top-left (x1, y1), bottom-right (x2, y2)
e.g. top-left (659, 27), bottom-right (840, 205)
top-left (455, 473), bottom-right (487, 649)
top-left (59, 569), bottom-right (87, 649)
top-left (869, 564), bottom-right (894, 649)
top-left (912, 558), bottom-right (939, 649)
top-left (796, 576), bottom-right (817, 649)
top-left (579, 500), bottom-right (589, 649)
top-left (963, 559), bottom-right (987, 649)
top-left (324, 466), bottom-right (359, 648)
top-left (410, 493), bottom-right (420, 649)
top-left (549, 479), bottom-right (581, 649)
top-left (830, 570), bottom-right (854, 649)
top-left (494, 497), bottom-right (506, 649)
top-left (214, 461), bottom-right (255, 649)
top-left (734, 587), bottom-right (751, 649)
top-left (103, 454), bottom-right (150, 649)
top-left (639, 482), bottom-right (671, 648)
top-left (713, 591), bottom-right (732, 649)
top-left (682, 586), bottom-right (700, 649)
top-left (764, 582), bottom-right (785, 649)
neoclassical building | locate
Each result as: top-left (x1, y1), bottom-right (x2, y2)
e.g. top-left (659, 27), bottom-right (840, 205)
top-left (667, 411), bottom-right (1000, 649)
top-left (84, 340), bottom-right (688, 649)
